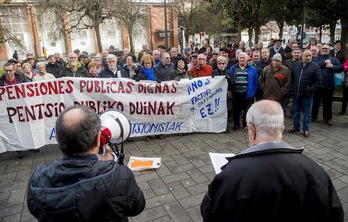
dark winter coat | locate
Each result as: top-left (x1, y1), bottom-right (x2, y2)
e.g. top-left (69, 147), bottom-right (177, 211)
top-left (27, 155), bottom-right (145, 222)
top-left (313, 55), bottom-right (343, 89)
top-left (201, 141), bottom-right (344, 222)
top-left (291, 60), bottom-right (322, 97)
top-left (59, 62), bottom-right (91, 78)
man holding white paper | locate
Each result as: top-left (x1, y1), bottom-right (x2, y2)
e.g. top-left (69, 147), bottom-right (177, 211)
top-left (201, 100), bottom-right (343, 222)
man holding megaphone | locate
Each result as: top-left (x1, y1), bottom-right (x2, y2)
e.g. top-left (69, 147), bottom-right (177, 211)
top-left (27, 105), bottom-right (145, 221)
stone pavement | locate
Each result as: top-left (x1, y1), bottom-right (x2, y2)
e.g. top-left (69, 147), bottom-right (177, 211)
top-left (0, 101), bottom-right (347, 222)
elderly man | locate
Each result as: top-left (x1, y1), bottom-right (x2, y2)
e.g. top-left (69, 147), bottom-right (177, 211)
top-left (54, 53), bottom-right (67, 67)
top-left (0, 62), bottom-right (28, 158)
top-left (59, 52), bottom-right (90, 77)
top-left (0, 62), bottom-right (27, 86)
top-left (27, 105), bottom-right (145, 221)
top-left (152, 50), bottom-right (162, 67)
top-left (311, 44), bottom-right (343, 126)
top-left (118, 48), bottom-right (130, 67)
top-left (270, 39), bottom-right (284, 58)
top-left (46, 54), bottom-right (64, 78)
top-left (170, 47), bottom-right (181, 64)
top-left (248, 50), bottom-right (260, 68)
top-left (138, 44), bottom-right (152, 62)
top-left (99, 54), bottom-right (128, 78)
top-left (33, 62), bottom-right (56, 81)
top-left (288, 50), bottom-right (322, 137)
top-left (190, 54), bottom-right (213, 78)
top-left (259, 53), bottom-right (291, 102)
top-left (201, 100), bottom-right (344, 222)
top-left (285, 48), bottom-right (302, 71)
top-left (156, 52), bottom-right (175, 81)
top-left (230, 52), bottom-right (258, 130)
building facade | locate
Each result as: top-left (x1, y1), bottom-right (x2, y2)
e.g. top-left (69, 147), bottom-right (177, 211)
top-left (0, 0), bottom-right (178, 60)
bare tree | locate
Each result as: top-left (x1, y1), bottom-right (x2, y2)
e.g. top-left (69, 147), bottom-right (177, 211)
top-left (0, 4), bottom-right (29, 53)
top-left (39, 0), bottom-right (113, 53)
top-left (109, 0), bottom-right (148, 54)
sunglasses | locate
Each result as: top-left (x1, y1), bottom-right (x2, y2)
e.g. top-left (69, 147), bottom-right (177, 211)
top-left (218, 63), bottom-right (225, 65)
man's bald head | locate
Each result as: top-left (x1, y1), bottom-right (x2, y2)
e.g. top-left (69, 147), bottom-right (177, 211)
top-left (56, 105), bottom-right (101, 155)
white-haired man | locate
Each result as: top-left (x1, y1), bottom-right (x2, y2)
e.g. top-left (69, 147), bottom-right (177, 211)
top-left (99, 54), bottom-right (128, 78)
top-left (59, 52), bottom-right (90, 77)
top-left (230, 52), bottom-right (258, 130)
top-left (201, 100), bottom-right (343, 222)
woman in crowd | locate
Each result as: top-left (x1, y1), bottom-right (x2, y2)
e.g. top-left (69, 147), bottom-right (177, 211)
top-left (22, 63), bottom-right (36, 81)
top-left (169, 57), bottom-right (192, 81)
top-left (212, 56), bottom-right (234, 132)
top-left (205, 46), bottom-right (213, 63)
top-left (137, 54), bottom-right (163, 141)
top-left (88, 62), bottom-right (99, 77)
top-left (94, 53), bottom-right (105, 73)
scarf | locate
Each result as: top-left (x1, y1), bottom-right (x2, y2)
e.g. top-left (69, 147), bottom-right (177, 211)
top-left (142, 67), bottom-right (156, 81)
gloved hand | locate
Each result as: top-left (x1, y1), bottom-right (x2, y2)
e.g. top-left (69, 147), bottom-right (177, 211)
top-left (135, 78), bottom-right (140, 82)
top-left (157, 79), bottom-right (162, 83)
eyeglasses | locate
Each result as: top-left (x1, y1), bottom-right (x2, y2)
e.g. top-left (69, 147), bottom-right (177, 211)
top-left (213, 53), bottom-right (218, 55)
top-left (164, 57), bottom-right (170, 60)
top-left (144, 62), bottom-right (152, 65)
top-left (322, 48), bottom-right (329, 50)
top-left (198, 58), bottom-right (206, 60)
top-left (218, 63), bottom-right (226, 65)
top-left (4, 69), bottom-right (13, 72)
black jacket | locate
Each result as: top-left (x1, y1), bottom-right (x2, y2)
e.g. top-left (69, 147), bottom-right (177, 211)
top-left (0, 73), bottom-right (27, 86)
top-left (313, 55), bottom-right (343, 89)
top-left (291, 60), bottom-right (322, 97)
top-left (99, 66), bottom-right (129, 78)
top-left (60, 63), bottom-right (91, 78)
top-left (201, 141), bottom-right (343, 222)
top-left (27, 155), bottom-right (145, 222)
top-left (46, 62), bottom-right (64, 78)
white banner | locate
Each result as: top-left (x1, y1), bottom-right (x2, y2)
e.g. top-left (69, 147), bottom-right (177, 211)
top-left (0, 76), bottom-right (227, 152)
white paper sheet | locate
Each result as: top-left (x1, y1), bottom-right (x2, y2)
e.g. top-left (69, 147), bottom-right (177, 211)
top-left (209, 152), bottom-right (235, 174)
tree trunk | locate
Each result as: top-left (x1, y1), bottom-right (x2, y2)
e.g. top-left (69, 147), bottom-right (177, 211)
top-left (128, 26), bottom-right (134, 54)
top-left (94, 23), bottom-right (102, 53)
top-left (340, 17), bottom-right (348, 51)
top-left (278, 22), bottom-right (284, 40)
top-left (248, 28), bottom-right (253, 47)
top-left (237, 20), bottom-right (242, 42)
top-left (329, 19), bottom-right (337, 44)
top-left (254, 25), bottom-right (260, 46)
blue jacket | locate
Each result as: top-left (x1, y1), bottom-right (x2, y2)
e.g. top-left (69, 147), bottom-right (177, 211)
top-left (313, 55), bottom-right (343, 89)
top-left (230, 64), bottom-right (258, 99)
top-left (291, 60), bottom-right (322, 97)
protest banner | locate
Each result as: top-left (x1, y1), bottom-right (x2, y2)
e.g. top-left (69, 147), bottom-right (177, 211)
top-left (0, 76), bottom-right (227, 152)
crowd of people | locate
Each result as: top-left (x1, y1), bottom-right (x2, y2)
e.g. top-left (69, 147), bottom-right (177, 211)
top-left (1, 38), bottom-right (347, 147)
top-left (2, 39), bottom-right (345, 221)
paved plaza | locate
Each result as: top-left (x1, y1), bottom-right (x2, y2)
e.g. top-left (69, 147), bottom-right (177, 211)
top-left (0, 101), bottom-right (347, 222)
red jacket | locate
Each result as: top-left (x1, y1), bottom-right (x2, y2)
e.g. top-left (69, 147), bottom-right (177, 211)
top-left (190, 64), bottom-right (213, 78)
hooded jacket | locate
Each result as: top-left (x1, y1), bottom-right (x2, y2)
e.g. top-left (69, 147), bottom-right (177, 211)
top-left (27, 155), bottom-right (145, 222)
top-left (59, 62), bottom-right (91, 78)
